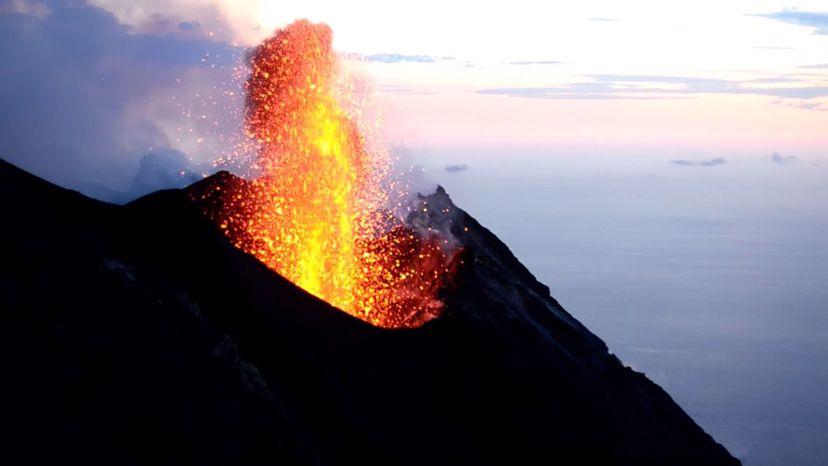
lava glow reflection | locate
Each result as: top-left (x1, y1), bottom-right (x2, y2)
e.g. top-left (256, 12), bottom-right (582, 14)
top-left (216, 20), bottom-right (454, 328)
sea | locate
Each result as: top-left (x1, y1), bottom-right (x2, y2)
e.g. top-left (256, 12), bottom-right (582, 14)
top-left (412, 146), bottom-right (828, 466)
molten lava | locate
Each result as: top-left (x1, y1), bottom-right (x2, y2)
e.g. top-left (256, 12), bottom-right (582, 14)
top-left (212, 20), bottom-right (455, 328)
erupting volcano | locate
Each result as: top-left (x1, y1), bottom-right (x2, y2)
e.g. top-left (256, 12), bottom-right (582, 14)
top-left (1, 9), bottom-right (745, 465)
top-left (202, 20), bottom-right (456, 328)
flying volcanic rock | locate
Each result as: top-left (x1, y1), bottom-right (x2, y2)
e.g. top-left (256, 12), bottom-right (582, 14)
top-left (1, 158), bottom-right (740, 466)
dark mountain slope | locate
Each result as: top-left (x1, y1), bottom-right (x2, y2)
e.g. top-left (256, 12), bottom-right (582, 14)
top-left (1, 159), bottom-right (740, 465)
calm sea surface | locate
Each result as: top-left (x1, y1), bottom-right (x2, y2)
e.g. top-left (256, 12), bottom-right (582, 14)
top-left (415, 148), bottom-right (828, 466)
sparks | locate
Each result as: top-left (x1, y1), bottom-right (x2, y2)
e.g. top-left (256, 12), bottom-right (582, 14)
top-left (209, 20), bottom-right (455, 328)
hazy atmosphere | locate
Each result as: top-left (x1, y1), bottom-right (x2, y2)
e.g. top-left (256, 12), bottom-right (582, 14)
top-left (2, 1), bottom-right (827, 464)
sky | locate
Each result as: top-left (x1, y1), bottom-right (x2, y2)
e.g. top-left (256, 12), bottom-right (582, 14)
top-left (0, 0), bottom-right (827, 191)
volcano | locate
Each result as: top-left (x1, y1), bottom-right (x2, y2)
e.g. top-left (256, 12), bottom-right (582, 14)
top-left (1, 158), bottom-right (740, 465)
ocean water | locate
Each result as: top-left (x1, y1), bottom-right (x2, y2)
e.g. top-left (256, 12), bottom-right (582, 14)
top-left (413, 147), bottom-right (828, 466)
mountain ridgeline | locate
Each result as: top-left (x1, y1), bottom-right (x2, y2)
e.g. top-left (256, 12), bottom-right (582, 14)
top-left (1, 159), bottom-right (740, 465)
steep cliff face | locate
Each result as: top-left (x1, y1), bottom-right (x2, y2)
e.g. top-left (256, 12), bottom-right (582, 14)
top-left (1, 159), bottom-right (740, 465)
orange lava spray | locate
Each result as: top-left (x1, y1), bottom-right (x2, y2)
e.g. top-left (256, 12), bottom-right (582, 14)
top-left (217, 20), bottom-right (453, 328)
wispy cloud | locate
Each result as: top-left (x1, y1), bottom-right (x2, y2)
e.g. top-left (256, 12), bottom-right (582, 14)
top-left (771, 153), bottom-right (798, 164)
top-left (759, 87), bottom-right (828, 99)
top-left (476, 74), bottom-right (828, 101)
top-left (752, 10), bottom-right (828, 35)
top-left (348, 53), bottom-right (455, 63)
top-left (589, 74), bottom-right (730, 91)
top-left (379, 85), bottom-right (437, 95)
top-left (671, 158), bottom-right (727, 167)
top-left (476, 88), bottom-right (672, 100)
top-left (177, 20), bottom-right (200, 31)
top-left (507, 60), bottom-right (561, 65)
top-left (445, 164), bottom-right (468, 172)
top-left (799, 102), bottom-right (827, 111)
top-left (800, 63), bottom-right (828, 69)
top-left (775, 100), bottom-right (828, 112)
top-left (740, 77), bottom-right (798, 84)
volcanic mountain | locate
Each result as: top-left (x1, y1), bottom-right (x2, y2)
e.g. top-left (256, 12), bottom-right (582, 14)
top-left (1, 158), bottom-right (740, 465)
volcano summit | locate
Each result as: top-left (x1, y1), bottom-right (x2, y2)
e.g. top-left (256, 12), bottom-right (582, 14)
top-left (1, 158), bottom-right (739, 465)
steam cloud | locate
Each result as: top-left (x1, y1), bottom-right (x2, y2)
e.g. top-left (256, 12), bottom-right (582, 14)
top-left (0, 0), bottom-right (240, 201)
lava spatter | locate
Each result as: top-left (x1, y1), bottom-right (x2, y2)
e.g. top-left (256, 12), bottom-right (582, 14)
top-left (210, 20), bottom-right (456, 328)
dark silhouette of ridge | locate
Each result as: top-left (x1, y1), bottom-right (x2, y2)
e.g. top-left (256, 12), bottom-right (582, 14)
top-left (1, 159), bottom-right (740, 465)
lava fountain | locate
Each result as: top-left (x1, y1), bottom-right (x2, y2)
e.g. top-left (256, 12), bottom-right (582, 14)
top-left (211, 20), bottom-right (456, 328)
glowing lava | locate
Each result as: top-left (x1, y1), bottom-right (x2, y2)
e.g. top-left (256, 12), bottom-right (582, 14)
top-left (214, 20), bottom-right (454, 328)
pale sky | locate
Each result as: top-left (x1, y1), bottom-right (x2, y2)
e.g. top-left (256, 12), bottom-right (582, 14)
top-left (2, 0), bottom-right (827, 190)
top-left (95, 0), bottom-right (828, 155)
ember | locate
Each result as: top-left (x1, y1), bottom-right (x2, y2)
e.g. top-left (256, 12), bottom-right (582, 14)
top-left (208, 20), bottom-right (455, 328)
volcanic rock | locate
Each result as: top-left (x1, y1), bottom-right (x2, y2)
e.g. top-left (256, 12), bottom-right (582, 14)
top-left (1, 159), bottom-right (740, 465)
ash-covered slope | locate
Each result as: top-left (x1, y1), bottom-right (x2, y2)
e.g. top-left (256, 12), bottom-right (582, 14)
top-left (1, 159), bottom-right (740, 466)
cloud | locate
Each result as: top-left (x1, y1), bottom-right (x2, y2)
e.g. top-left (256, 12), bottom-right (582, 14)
top-left (129, 150), bottom-right (203, 195)
top-left (757, 87), bottom-right (828, 99)
top-left (445, 164), bottom-right (468, 172)
top-left (800, 63), bottom-right (828, 69)
top-left (771, 153), bottom-right (797, 164)
top-left (379, 85), bottom-right (437, 95)
top-left (476, 87), bottom-right (671, 100)
top-left (795, 102), bottom-right (827, 111)
top-left (740, 77), bottom-right (798, 84)
top-left (0, 0), bottom-right (51, 18)
top-left (752, 10), bottom-right (828, 35)
top-left (589, 74), bottom-right (730, 88)
top-left (671, 158), bottom-right (727, 167)
top-left (76, 150), bottom-right (204, 203)
top-left (507, 60), bottom-right (561, 65)
top-left (85, 0), bottom-right (233, 42)
top-left (770, 99), bottom-right (828, 112)
top-left (351, 53), bottom-right (455, 63)
top-left (0, 0), bottom-right (241, 191)
top-left (476, 74), bottom-right (828, 100)
top-left (178, 20), bottom-right (200, 31)
top-left (478, 79), bottom-right (682, 100)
